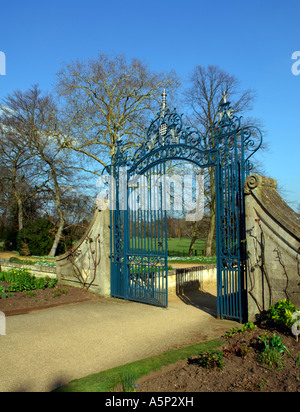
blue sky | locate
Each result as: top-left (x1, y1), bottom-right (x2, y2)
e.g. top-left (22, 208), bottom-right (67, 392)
top-left (0, 0), bottom-right (299, 208)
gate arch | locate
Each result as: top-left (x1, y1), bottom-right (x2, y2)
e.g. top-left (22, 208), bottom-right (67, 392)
top-left (109, 91), bottom-right (262, 322)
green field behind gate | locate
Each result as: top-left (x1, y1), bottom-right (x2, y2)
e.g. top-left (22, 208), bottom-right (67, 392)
top-left (130, 237), bottom-right (208, 255)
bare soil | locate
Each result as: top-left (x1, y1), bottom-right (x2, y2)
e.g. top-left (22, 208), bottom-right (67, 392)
top-left (0, 282), bottom-right (98, 316)
top-left (0, 251), bottom-right (98, 315)
top-left (137, 324), bottom-right (300, 392)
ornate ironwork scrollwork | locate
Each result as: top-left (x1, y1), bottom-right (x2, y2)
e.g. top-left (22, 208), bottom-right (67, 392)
top-left (213, 97), bottom-right (241, 137)
top-left (111, 90), bottom-right (262, 177)
top-left (242, 126), bottom-right (263, 173)
top-left (109, 89), bottom-right (264, 317)
top-left (113, 91), bottom-right (220, 173)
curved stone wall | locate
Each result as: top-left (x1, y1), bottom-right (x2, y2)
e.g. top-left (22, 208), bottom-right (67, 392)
top-left (55, 202), bottom-right (111, 296)
top-left (244, 175), bottom-right (300, 320)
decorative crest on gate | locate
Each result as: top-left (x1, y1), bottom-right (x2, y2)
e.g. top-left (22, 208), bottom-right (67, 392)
top-left (143, 89), bottom-right (217, 153)
top-left (113, 89), bottom-right (220, 173)
top-left (109, 88), bottom-right (264, 320)
top-left (112, 89), bottom-right (262, 175)
top-left (214, 92), bottom-right (240, 134)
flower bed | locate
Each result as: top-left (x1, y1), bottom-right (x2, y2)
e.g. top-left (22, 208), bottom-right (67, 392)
top-left (0, 268), bottom-right (97, 315)
top-left (137, 309), bottom-right (300, 392)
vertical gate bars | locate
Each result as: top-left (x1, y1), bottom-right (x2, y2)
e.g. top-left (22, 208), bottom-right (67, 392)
top-left (125, 161), bottom-right (168, 307)
top-left (109, 91), bottom-right (262, 320)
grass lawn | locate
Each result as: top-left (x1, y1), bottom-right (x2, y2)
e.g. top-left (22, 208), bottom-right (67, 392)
top-left (0, 237), bottom-right (217, 267)
top-left (53, 338), bottom-right (223, 392)
top-left (167, 237), bottom-right (206, 252)
top-left (130, 237), bottom-right (213, 255)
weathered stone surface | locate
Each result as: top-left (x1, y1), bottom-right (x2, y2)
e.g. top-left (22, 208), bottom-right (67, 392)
top-left (55, 200), bottom-right (111, 296)
top-left (244, 174), bottom-right (300, 321)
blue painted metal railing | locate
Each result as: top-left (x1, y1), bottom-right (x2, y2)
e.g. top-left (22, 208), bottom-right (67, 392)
top-left (109, 92), bottom-right (262, 320)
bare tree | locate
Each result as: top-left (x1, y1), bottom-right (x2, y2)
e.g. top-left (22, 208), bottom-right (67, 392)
top-left (0, 85), bottom-right (76, 256)
top-left (184, 65), bottom-right (264, 256)
top-left (0, 111), bottom-right (40, 232)
top-left (56, 53), bottom-right (180, 173)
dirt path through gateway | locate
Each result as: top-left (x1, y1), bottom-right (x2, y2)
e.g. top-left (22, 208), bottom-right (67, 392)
top-left (0, 292), bottom-right (238, 392)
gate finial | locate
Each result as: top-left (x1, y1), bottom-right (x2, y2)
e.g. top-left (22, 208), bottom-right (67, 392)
top-left (221, 91), bottom-right (227, 104)
top-left (162, 88), bottom-right (167, 108)
top-left (160, 89), bottom-right (167, 117)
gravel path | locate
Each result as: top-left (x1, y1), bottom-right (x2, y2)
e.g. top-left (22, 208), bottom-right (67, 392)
top-left (0, 292), bottom-right (238, 392)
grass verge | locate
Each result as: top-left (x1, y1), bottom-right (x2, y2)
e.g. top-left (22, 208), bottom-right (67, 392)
top-left (53, 338), bottom-right (223, 392)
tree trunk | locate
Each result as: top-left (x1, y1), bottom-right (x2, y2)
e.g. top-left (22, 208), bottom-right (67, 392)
top-left (49, 217), bottom-right (64, 257)
top-left (47, 165), bottom-right (65, 258)
top-left (205, 166), bottom-right (216, 257)
top-left (188, 221), bottom-right (198, 256)
top-left (205, 212), bottom-right (215, 257)
top-left (16, 195), bottom-right (23, 231)
top-left (12, 167), bottom-right (23, 231)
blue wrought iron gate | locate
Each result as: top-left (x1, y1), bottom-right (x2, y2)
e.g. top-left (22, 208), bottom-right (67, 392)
top-left (126, 163), bottom-right (168, 306)
top-left (109, 92), bottom-right (262, 320)
top-left (110, 154), bottom-right (169, 307)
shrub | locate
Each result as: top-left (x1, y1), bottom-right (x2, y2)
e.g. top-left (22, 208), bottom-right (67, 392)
top-left (17, 218), bottom-right (58, 256)
top-left (47, 278), bottom-right (58, 288)
top-left (225, 323), bottom-right (255, 338)
top-left (258, 333), bottom-right (290, 370)
top-left (259, 333), bottom-right (289, 355)
top-left (0, 269), bottom-right (58, 292)
top-left (6, 270), bottom-right (36, 292)
top-left (8, 256), bottom-right (56, 268)
top-left (0, 285), bottom-right (7, 298)
top-left (258, 347), bottom-right (285, 369)
top-left (267, 299), bottom-right (297, 329)
top-left (225, 327), bottom-right (239, 338)
top-left (34, 277), bottom-right (47, 290)
top-left (9, 257), bottom-right (33, 265)
top-left (189, 350), bottom-right (224, 369)
top-left (240, 322), bottom-right (256, 333)
top-left (2, 226), bottom-right (18, 251)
